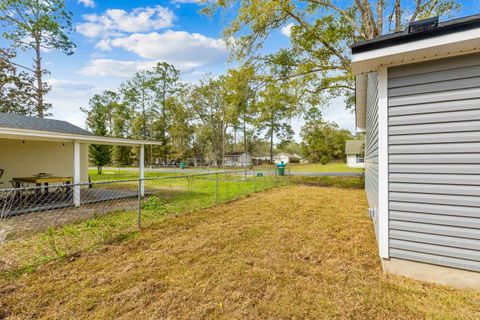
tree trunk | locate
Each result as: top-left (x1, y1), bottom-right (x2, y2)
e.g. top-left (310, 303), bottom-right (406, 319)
top-left (150, 144), bottom-right (153, 167)
top-left (243, 112), bottom-right (247, 155)
top-left (269, 114), bottom-right (274, 163)
top-left (234, 128), bottom-right (237, 152)
top-left (222, 112), bottom-right (226, 170)
top-left (161, 88), bottom-right (168, 163)
top-left (142, 88), bottom-right (146, 138)
top-left (34, 34), bottom-right (44, 118)
top-left (395, 0), bottom-right (402, 32)
top-left (377, 0), bottom-right (383, 35)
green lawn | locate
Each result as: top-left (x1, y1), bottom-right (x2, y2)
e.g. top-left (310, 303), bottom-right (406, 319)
top-left (270, 162), bottom-right (364, 173)
top-left (1, 171), bottom-right (287, 275)
top-left (2, 185), bottom-right (478, 319)
top-left (88, 168), bottom-right (183, 181)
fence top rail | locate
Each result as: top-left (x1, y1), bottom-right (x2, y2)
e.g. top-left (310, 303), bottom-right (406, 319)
top-left (0, 169), bottom-right (274, 192)
top-left (140, 169), bottom-right (260, 181)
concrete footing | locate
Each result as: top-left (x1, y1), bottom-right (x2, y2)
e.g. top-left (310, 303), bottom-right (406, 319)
top-left (382, 258), bottom-right (480, 289)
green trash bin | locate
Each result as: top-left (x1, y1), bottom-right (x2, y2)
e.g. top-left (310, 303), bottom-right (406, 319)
top-left (179, 162), bottom-right (186, 169)
top-left (276, 162), bottom-right (286, 176)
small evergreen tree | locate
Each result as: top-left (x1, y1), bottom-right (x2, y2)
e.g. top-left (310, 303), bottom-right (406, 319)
top-left (89, 121), bottom-right (111, 174)
top-left (82, 94), bottom-right (112, 174)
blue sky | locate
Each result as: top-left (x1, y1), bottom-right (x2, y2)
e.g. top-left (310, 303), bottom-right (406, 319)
top-left (3, 0), bottom-right (480, 136)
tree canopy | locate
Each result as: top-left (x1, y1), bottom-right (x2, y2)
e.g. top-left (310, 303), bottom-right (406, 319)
top-left (205, 0), bottom-right (460, 109)
top-left (301, 108), bottom-right (353, 162)
top-left (0, 0), bottom-right (75, 117)
top-left (0, 48), bottom-right (36, 115)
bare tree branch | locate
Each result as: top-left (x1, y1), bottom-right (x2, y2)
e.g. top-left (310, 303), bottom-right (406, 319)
top-left (354, 0), bottom-right (373, 36)
top-left (377, 0), bottom-right (384, 34)
top-left (362, 0), bottom-right (378, 37)
top-left (395, 0), bottom-right (402, 32)
top-left (307, 0), bottom-right (368, 38)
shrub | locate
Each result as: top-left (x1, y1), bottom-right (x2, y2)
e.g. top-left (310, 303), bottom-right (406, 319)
top-left (320, 156), bottom-right (329, 165)
top-left (289, 157), bottom-right (300, 164)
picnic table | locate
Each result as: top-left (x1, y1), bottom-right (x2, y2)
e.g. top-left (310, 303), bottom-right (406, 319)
top-left (11, 176), bottom-right (73, 192)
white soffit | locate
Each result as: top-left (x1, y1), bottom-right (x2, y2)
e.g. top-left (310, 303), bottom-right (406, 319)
top-left (0, 128), bottom-right (163, 146)
top-left (352, 27), bottom-right (480, 75)
top-left (355, 74), bottom-right (367, 131)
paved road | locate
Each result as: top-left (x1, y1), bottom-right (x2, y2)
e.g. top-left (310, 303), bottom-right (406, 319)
top-left (100, 167), bottom-right (219, 174)
top-left (99, 167), bottom-right (363, 177)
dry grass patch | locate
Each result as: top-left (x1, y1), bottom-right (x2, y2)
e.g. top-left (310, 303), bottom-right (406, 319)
top-left (1, 185), bottom-right (479, 319)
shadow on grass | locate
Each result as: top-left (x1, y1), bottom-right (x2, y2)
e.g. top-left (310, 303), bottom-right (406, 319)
top-left (290, 175), bottom-right (365, 189)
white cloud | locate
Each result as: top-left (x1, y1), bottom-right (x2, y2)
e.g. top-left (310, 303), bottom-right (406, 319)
top-left (323, 97), bottom-right (356, 133)
top-left (281, 23), bottom-right (294, 37)
top-left (95, 39), bottom-right (112, 51)
top-left (289, 98), bottom-right (355, 142)
top-left (78, 0), bottom-right (95, 8)
top-left (171, 0), bottom-right (204, 3)
top-left (77, 6), bottom-right (175, 38)
top-left (47, 79), bottom-right (95, 91)
top-left (79, 59), bottom-right (158, 78)
top-left (103, 30), bottom-right (227, 70)
top-left (46, 79), bottom-right (110, 128)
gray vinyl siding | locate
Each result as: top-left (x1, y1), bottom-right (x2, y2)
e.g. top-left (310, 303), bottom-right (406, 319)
top-left (388, 54), bottom-right (480, 272)
top-left (365, 72), bottom-right (379, 237)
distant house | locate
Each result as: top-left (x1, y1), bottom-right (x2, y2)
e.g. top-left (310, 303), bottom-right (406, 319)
top-left (224, 152), bottom-right (252, 167)
top-left (345, 140), bottom-right (365, 168)
top-left (252, 154), bottom-right (271, 165)
top-left (273, 152), bottom-right (304, 164)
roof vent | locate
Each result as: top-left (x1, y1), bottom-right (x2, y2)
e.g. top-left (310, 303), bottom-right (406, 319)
top-left (408, 16), bottom-right (439, 34)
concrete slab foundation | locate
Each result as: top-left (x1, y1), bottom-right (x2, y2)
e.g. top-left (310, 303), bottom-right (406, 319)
top-left (382, 258), bottom-right (480, 289)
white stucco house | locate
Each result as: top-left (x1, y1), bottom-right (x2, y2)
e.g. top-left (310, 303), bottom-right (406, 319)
top-left (0, 113), bottom-right (161, 208)
top-left (345, 140), bottom-right (365, 168)
top-left (352, 14), bottom-right (480, 288)
top-left (273, 153), bottom-right (303, 164)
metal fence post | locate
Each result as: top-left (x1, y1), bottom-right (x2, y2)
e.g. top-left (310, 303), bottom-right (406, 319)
top-left (137, 178), bottom-right (142, 228)
top-left (237, 170), bottom-right (241, 197)
top-left (276, 166), bottom-right (279, 186)
top-left (253, 169), bottom-right (256, 193)
top-left (215, 172), bottom-right (219, 205)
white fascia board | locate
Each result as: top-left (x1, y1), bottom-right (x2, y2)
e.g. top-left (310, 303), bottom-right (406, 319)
top-left (352, 27), bottom-right (480, 75)
top-left (0, 128), bottom-right (162, 146)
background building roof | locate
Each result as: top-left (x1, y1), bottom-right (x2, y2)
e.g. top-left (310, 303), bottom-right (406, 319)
top-left (225, 151), bottom-right (251, 156)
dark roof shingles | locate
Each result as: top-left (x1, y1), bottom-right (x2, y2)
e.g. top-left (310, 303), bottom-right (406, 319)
top-left (352, 13), bottom-right (480, 53)
top-left (0, 113), bottom-right (93, 136)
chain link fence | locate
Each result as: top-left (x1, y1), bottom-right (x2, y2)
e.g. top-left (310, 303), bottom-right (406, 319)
top-left (0, 168), bottom-right (289, 273)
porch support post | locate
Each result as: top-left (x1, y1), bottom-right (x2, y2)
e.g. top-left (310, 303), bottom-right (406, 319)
top-left (139, 144), bottom-right (145, 196)
top-left (73, 141), bottom-right (81, 207)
